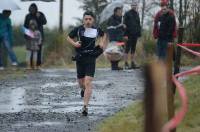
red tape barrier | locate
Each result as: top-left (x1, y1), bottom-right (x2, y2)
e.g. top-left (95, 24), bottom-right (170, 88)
top-left (177, 43), bottom-right (200, 47)
top-left (163, 66), bottom-right (200, 132)
top-left (177, 44), bottom-right (200, 57)
top-left (162, 44), bottom-right (200, 132)
top-left (116, 42), bottom-right (125, 46)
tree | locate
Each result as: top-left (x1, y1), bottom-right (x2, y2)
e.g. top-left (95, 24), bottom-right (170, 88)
top-left (77, 0), bottom-right (109, 25)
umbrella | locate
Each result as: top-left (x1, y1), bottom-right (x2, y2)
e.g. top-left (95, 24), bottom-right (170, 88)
top-left (100, 1), bottom-right (131, 23)
top-left (0, 0), bottom-right (20, 12)
top-left (21, 0), bottom-right (55, 2)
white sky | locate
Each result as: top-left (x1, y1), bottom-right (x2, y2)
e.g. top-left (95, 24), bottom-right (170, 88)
top-left (10, 0), bottom-right (83, 28)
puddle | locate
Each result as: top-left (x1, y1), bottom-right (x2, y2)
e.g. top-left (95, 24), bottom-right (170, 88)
top-left (0, 68), bottom-right (144, 132)
top-left (13, 121), bottom-right (64, 127)
top-left (0, 87), bottom-right (25, 113)
top-left (41, 82), bottom-right (78, 89)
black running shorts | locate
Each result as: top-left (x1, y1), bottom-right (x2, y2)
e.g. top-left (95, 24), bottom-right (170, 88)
top-left (76, 57), bottom-right (96, 79)
top-left (125, 37), bottom-right (138, 54)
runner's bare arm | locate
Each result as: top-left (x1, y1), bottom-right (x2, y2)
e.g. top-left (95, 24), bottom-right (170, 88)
top-left (98, 33), bottom-right (108, 50)
top-left (67, 36), bottom-right (81, 48)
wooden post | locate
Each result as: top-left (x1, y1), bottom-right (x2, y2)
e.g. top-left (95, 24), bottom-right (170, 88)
top-left (174, 0), bottom-right (184, 75)
top-left (174, 27), bottom-right (184, 75)
top-left (169, 0), bottom-right (174, 10)
top-left (145, 61), bottom-right (168, 132)
top-left (59, 0), bottom-right (64, 33)
top-left (166, 45), bottom-right (176, 132)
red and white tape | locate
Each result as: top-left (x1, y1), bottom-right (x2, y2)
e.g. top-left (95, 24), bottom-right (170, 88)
top-left (162, 44), bottom-right (200, 132)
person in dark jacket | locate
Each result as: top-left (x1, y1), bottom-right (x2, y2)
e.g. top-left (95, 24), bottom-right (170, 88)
top-left (105, 7), bottom-right (125, 70)
top-left (124, 1), bottom-right (141, 69)
top-left (24, 3), bottom-right (47, 68)
top-left (153, 0), bottom-right (177, 60)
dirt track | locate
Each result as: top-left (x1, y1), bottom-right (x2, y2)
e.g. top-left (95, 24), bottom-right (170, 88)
top-left (0, 68), bottom-right (144, 132)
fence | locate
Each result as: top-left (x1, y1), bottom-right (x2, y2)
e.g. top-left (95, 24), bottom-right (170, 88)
top-left (145, 43), bottom-right (200, 132)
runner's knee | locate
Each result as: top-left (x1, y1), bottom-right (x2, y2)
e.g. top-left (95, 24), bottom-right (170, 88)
top-left (84, 78), bottom-right (92, 88)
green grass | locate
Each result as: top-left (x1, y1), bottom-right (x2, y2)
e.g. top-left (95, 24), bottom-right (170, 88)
top-left (97, 76), bottom-right (200, 132)
top-left (13, 46), bottom-right (26, 64)
top-left (0, 69), bottom-right (27, 80)
top-left (176, 75), bottom-right (200, 132)
top-left (96, 102), bottom-right (144, 132)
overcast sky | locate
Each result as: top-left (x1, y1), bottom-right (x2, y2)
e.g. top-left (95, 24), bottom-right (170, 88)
top-left (11, 0), bottom-right (83, 28)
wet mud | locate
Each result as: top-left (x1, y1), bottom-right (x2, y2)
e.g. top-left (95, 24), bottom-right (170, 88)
top-left (0, 68), bottom-right (144, 132)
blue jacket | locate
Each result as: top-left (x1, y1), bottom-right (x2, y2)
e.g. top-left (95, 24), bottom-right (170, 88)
top-left (0, 14), bottom-right (13, 45)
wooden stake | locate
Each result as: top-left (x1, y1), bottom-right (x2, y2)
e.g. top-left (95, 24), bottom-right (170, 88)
top-left (145, 61), bottom-right (168, 132)
top-left (166, 44), bottom-right (176, 132)
top-left (59, 0), bottom-right (64, 33)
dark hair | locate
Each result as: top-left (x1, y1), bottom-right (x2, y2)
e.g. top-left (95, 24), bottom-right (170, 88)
top-left (114, 7), bottom-right (122, 13)
top-left (29, 3), bottom-right (38, 13)
top-left (83, 11), bottom-right (95, 18)
top-left (2, 10), bottom-right (11, 14)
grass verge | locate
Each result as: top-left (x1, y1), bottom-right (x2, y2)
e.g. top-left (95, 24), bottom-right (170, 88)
top-left (0, 69), bottom-right (28, 80)
top-left (96, 75), bottom-right (200, 132)
top-left (96, 102), bottom-right (144, 132)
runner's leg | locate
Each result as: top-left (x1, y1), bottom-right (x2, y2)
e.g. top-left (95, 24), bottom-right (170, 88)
top-left (76, 60), bottom-right (86, 97)
top-left (78, 78), bottom-right (85, 89)
top-left (83, 76), bottom-right (93, 107)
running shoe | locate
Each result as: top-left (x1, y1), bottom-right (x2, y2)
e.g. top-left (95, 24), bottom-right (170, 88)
top-left (131, 62), bottom-right (140, 69)
top-left (81, 89), bottom-right (85, 98)
top-left (0, 67), bottom-right (4, 70)
top-left (124, 62), bottom-right (129, 70)
top-left (82, 106), bottom-right (88, 116)
top-left (12, 62), bottom-right (18, 66)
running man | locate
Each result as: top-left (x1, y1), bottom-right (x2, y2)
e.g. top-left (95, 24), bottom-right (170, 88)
top-left (67, 11), bottom-right (106, 116)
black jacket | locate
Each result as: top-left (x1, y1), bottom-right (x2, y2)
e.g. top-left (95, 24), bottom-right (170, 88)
top-left (107, 15), bottom-right (124, 42)
top-left (124, 9), bottom-right (141, 38)
top-left (24, 12), bottom-right (47, 38)
top-left (158, 10), bottom-right (176, 41)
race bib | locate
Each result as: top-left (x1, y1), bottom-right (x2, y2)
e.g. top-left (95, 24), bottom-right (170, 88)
top-left (84, 28), bottom-right (98, 38)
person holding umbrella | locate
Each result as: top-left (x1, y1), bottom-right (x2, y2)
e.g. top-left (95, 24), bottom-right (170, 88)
top-left (24, 3), bottom-right (47, 69)
top-left (0, 10), bottom-right (18, 70)
top-left (104, 7), bottom-right (126, 70)
top-left (123, 1), bottom-right (141, 69)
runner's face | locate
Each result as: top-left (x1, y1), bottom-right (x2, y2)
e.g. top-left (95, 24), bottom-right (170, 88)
top-left (83, 15), bottom-right (94, 28)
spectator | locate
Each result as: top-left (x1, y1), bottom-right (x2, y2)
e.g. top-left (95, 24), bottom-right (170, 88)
top-left (25, 20), bottom-right (42, 70)
top-left (123, 1), bottom-right (141, 69)
top-left (153, 0), bottom-right (177, 60)
top-left (24, 3), bottom-right (47, 68)
top-left (0, 10), bottom-right (18, 70)
top-left (105, 7), bottom-right (125, 70)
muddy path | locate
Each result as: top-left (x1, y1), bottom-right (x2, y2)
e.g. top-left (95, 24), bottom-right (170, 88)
top-left (0, 68), bottom-right (144, 132)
